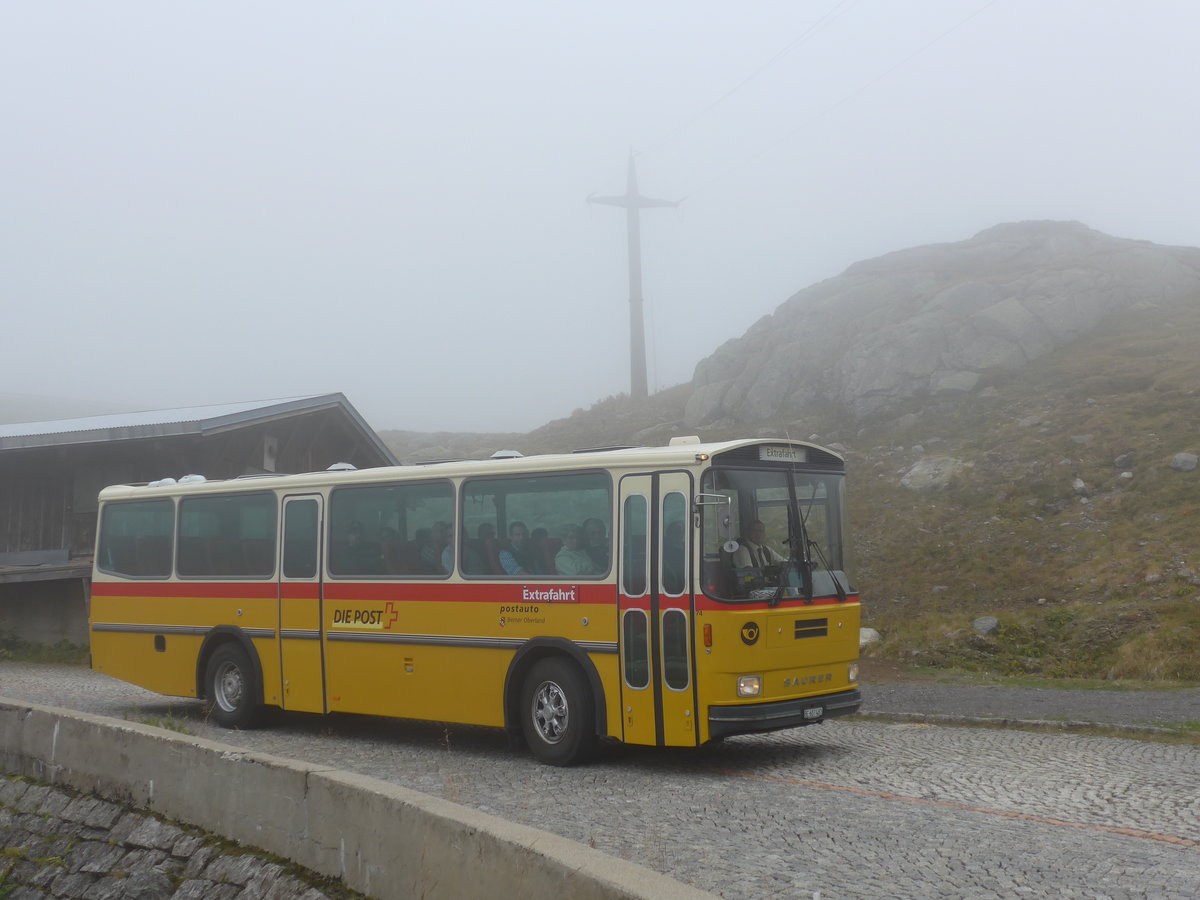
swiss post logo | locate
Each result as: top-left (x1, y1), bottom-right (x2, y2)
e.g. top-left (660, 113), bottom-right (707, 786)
top-left (331, 601), bottom-right (399, 630)
top-left (740, 621), bottom-right (760, 645)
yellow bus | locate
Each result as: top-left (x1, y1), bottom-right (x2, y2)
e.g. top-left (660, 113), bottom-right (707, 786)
top-left (90, 437), bottom-right (861, 765)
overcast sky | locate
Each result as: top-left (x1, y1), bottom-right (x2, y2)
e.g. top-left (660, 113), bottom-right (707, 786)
top-left (3, 1), bottom-right (1197, 433)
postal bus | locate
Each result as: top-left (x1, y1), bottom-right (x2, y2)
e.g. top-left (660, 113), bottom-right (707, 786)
top-left (89, 437), bottom-right (861, 765)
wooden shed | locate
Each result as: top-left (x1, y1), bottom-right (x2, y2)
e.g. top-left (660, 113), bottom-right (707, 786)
top-left (0, 393), bottom-right (398, 644)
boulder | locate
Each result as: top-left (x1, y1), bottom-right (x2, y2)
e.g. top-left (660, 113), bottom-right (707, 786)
top-left (900, 456), bottom-right (966, 492)
top-left (1169, 453), bottom-right (1198, 472)
top-left (972, 616), bottom-right (1000, 637)
top-left (859, 627), bottom-right (881, 649)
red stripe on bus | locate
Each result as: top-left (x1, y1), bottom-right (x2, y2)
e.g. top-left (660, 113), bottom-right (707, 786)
top-left (322, 582), bottom-right (606, 603)
top-left (694, 594), bottom-right (859, 612)
top-left (90, 580), bottom-right (857, 610)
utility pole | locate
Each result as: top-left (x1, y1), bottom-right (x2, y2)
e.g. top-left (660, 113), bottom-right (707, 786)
top-left (589, 154), bottom-right (678, 400)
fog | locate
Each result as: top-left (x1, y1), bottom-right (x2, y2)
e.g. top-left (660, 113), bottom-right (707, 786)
top-left (3, 2), bottom-right (1197, 433)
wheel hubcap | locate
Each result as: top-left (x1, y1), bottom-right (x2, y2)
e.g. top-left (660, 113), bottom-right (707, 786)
top-left (215, 661), bottom-right (244, 712)
top-left (531, 679), bottom-right (568, 744)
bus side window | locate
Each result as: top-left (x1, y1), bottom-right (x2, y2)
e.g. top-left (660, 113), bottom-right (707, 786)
top-left (328, 481), bottom-right (454, 578)
top-left (178, 493), bottom-right (276, 578)
top-left (459, 473), bottom-right (611, 580)
top-left (96, 499), bottom-right (174, 578)
top-left (622, 494), bottom-right (647, 596)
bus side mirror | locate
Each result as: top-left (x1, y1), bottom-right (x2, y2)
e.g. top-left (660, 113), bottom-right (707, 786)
top-left (695, 493), bottom-right (733, 539)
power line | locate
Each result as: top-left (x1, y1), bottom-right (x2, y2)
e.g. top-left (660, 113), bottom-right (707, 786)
top-left (640, 0), bottom-right (861, 158)
top-left (687, 0), bottom-right (1003, 195)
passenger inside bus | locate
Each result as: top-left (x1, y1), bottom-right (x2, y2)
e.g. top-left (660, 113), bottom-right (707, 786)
top-left (498, 521), bottom-right (544, 575)
top-left (337, 521), bottom-right (385, 574)
top-left (554, 525), bottom-right (598, 577)
top-left (581, 517), bottom-right (610, 570)
top-left (419, 520), bottom-right (452, 574)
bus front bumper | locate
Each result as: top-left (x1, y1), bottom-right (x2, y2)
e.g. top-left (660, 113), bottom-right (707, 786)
top-left (707, 688), bottom-right (862, 740)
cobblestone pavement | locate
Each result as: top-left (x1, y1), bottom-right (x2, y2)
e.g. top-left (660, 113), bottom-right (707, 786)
top-left (3, 662), bottom-right (1198, 899)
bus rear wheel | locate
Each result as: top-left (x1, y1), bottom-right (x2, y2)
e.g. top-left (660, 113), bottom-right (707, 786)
top-left (520, 658), bottom-right (597, 766)
top-left (204, 643), bottom-right (261, 729)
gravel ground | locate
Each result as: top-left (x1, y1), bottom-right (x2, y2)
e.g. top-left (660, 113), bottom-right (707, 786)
top-left (3, 661), bottom-right (1199, 899)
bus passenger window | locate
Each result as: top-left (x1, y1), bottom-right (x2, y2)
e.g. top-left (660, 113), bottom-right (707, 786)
top-left (459, 472), bottom-right (611, 580)
top-left (329, 480), bottom-right (454, 578)
top-left (177, 492), bottom-right (276, 579)
top-left (97, 499), bottom-right (174, 578)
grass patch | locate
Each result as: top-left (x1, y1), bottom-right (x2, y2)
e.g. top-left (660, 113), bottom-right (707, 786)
top-left (0, 634), bottom-right (88, 666)
top-left (133, 713), bottom-right (195, 735)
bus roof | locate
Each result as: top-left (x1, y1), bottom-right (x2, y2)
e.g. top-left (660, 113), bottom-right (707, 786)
top-left (96, 437), bottom-right (844, 501)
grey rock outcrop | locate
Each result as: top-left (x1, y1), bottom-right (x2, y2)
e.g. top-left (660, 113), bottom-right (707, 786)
top-left (684, 221), bottom-right (1200, 426)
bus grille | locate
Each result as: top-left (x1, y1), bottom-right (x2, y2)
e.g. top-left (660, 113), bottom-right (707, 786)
top-left (794, 618), bottom-right (828, 639)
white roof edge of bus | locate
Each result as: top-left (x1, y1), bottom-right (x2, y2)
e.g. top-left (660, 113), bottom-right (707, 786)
top-left (95, 438), bottom-right (843, 500)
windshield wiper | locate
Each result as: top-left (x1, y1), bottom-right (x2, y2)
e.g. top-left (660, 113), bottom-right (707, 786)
top-left (785, 502), bottom-right (814, 607)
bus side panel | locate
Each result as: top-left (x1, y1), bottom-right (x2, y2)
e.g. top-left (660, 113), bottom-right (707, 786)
top-left (324, 641), bottom-right (509, 726)
top-left (90, 628), bottom-right (202, 699)
top-left (320, 591), bottom-right (618, 730)
top-left (90, 584), bottom-right (284, 707)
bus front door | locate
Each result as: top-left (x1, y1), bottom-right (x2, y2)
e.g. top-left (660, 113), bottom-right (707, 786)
top-left (617, 472), bottom-right (698, 748)
top-left (278, 494), bottom-right (326, 713)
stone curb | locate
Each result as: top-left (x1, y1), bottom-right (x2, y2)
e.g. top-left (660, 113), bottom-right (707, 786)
top-left (858, 711), bottom-right (1187, 737)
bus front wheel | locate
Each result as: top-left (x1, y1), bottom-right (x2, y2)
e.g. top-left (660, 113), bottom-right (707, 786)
top-left (520, 658), bottom-right (597, 766)
top-left (204, 644), bottom-right (261, 729)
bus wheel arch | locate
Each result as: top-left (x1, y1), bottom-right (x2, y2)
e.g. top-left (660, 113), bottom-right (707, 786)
top-left (196, 628), bottom-right (265, 729)
top-left (503, 639), bottom-right (606, 763)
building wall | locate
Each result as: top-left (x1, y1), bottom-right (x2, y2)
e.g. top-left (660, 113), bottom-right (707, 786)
top-left (0, 579), bottom-right (90, 646)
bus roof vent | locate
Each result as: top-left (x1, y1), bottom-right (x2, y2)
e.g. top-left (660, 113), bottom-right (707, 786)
top-left (327, 462), bottom-right (357, 471)
top-left (490, 449), bottom-right (524, 459)
top-left (148, 477), bottom-right (178, 488)
top-left (668, 435), bottom-right (701, 446)
top-left (178, 474), bottom-right (207, 485)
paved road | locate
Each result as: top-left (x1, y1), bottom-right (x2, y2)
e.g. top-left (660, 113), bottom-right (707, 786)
top-left (2, 662), bottom-right (1198, 899)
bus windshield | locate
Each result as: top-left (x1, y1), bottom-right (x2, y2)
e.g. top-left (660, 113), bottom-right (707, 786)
top-left (700, 467), bottom-right (850, 602)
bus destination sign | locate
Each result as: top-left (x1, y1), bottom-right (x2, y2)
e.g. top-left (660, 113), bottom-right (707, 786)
top-left (760, 445), bottom-right (807, 464)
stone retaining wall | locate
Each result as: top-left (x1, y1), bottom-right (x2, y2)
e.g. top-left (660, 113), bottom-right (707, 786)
top-left (0, 698), bottom-right (713, 900)
top-left (0, 776), bottom-right (352, 899)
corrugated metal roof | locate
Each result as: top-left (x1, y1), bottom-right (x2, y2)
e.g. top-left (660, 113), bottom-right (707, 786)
top-left (0, 393), bottom-right (399, 465)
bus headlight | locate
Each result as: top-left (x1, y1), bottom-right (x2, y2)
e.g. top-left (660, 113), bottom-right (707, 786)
top-left (848, 663), bottom-right (859, 683)
top-left (736, 675), bottom-right (762, 698)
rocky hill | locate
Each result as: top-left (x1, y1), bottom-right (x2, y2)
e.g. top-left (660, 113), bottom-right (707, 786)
top-left (437, 222), bottom-right (1200, 684)
top-left (683, 221), bottom-right (1200, 428)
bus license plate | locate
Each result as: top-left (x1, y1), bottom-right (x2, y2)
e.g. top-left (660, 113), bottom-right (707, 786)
top-left (804, 707), bottom-right (824, 720)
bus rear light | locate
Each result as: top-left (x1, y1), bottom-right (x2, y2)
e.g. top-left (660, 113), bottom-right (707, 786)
top-left (703, 624), bottom-right (712, 648)
top-left (736, 675), bottom-right (761, 698)
top-left (848, 663), bottom-right (859, 683)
